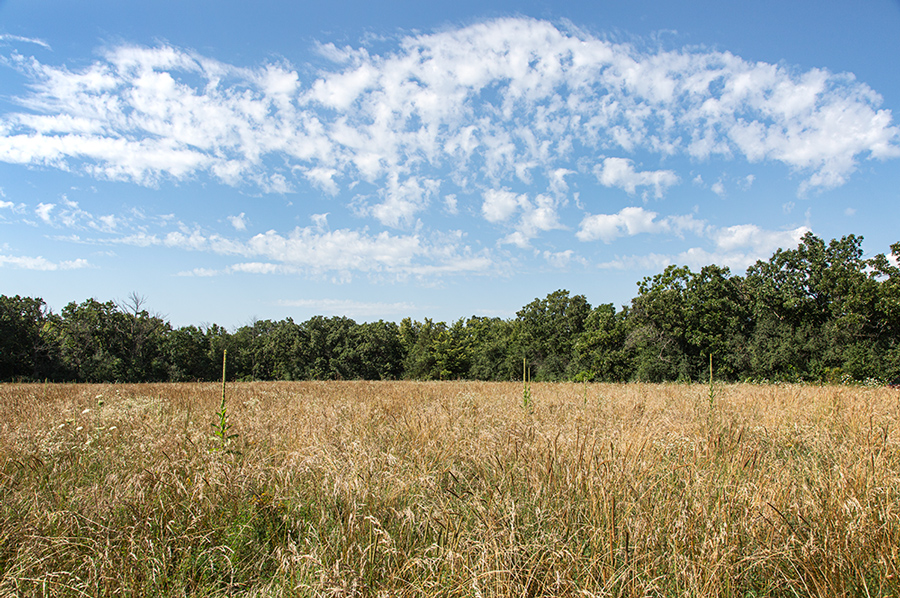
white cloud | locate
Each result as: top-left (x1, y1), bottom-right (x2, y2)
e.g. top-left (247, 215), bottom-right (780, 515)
top-left (711, 180), bottom-right (726, 197)
top-left (228, 212), bottom-right (247, 231)
top-left (245, 227), bottom-right (420, 271)
top-left (251, 226), bottom-right (495, 276)
top-left (596, 223), bottom-right (811, 273)
top-left (368, 175), bottom-right (441, 228)
top-left (1, 18), bottom-right (896, 287)
top-left (310, 213), bottom-right (329, 229)
top-left (712, 224), bottom-right (810, 256)
top-left (33, 197), bottom-right (118, 231)
top-left (35, 202), bottom-right (54, 223)
top-left (483, 189), bottom-right (564, 247)
top-left (549, 168), bottom-right (574, 196)
top-left (0, 34), bottom-right (50, 49)
top-left (0, 200), bottom-right (26, 215)
top-left (542, 249), bottom-right (582, 268)
top-left (113, 232), bottom-right (160, 247)
top-left (0, 253), bottom-right (89, 270)
top-left (482, 188), bottom-right (524, 223)
top-left (511, 193), bottom-right (564, 244)
top-left (304, 167), bottom-right (339, 195)
top-left (577, 206), bottom-right (705, 243)
top-left (163, 230), bottom-right (246, 254)
top-left (19, 192), bottom-right (494, 280)
top-left (308, 59), bottom-right (379, 110)
top-left (177, 267), bottom-right (218, 277)
top-left (118, 223), bottom-right (492, 278)
top-left (228, 262), bottom-right (284, 275)
top-left (594, 158), bottom-right (679, 199)
top-left (443, 194), bottom-right (458, 215)
top-left (0, 16), bottom-right (893, 205)
top-left (579, 207), bottom-right (810, 273)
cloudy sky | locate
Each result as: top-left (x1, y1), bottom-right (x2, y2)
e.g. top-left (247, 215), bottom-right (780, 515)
top-left (1, 0), bottom-right (899, 327)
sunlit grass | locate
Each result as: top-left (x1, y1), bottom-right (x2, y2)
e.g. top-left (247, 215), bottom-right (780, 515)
top-left (1, 381), bottom-right (899, 596)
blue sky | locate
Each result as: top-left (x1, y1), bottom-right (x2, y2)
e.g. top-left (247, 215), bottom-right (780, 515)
top-left (1, 0), bottom-right (899, 327)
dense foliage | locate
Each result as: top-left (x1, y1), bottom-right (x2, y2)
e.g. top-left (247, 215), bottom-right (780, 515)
top-left (2, 233), bottom-right (899, 383)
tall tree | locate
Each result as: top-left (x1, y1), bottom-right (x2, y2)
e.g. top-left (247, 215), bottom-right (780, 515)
top-left (466, 316), bottom-right (517, 380)
top-left (399, 318), bottom-right (444, 380)
top-left (745, 233), bottom-right (878, 380)
top-left (574, 303), bottom-right (630, 381)
top-left (683, 265), bottom-right (752, 379)
top-left (164, 325), bottom-right (219, 381)
top-left (117, 292), bottom-right (169, 381)
top-left (868, 242), bottom-right (900, 380)
top-left (515, 290), bottom-right (591, 380)
top-left (50, 299), bottom-right (128, 382)
top-left (626, 266), bottom-right (694, 381)
top-left (0, 295), bottom-right (54, 380)
top-left (348, 320), bottom-right (404, 380)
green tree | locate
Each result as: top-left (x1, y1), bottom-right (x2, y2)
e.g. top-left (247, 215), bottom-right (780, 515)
top-left (626, 264), bottom-right (751, 381)
top-left (267, 318), bottom-right (307, 380)
top-left (573, 303), bottom-right (630, 381)
top-left (347, 320), bottom-right (404, 380)
top-left (745, 233), bottom-right (880, 381)
top-left (626, 266), bottom-right (694, 381)
top-left (515, 290), bottom-right (591, 380)
top-left (230, 319), bottom-right (280, 380)
top-left (117, 292), bottom-right (169, 381)
top-left (0, 295), bottom-right (56, 380)
top-left (399, 318), bottom-right (444, 380)
top-left (164, 325), bottom-right (218, 381)
top-left (294, 316), bottom-right (359, 380)
top-left (51, 298), bottom-right (128, 382)
top-left (466, 316), bottom-right (517, 380)
top-left (431, 318), bottom-right (471, 380)
top-left (868, 242), bottom-right (900, 380)
top-left (683, 265), bottom-right (752, 380)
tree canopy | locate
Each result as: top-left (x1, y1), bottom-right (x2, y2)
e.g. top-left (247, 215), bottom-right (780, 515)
top-left (3, 233), bottom-right (898, 384)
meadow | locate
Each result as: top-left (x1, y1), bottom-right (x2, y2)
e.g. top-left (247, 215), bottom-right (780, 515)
top-left (1, 380), bottom-right (899, 597)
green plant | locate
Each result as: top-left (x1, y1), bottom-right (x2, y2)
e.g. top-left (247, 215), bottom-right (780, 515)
top-left (211, 349), bottom-right (238, 452)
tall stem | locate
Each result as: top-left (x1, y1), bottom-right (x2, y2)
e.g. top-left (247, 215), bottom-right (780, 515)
top-left (221, 349), bottom-right (227, 404)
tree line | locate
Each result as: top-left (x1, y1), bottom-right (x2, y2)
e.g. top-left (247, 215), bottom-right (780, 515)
top-left (2, 233), bottom-right (899, 384)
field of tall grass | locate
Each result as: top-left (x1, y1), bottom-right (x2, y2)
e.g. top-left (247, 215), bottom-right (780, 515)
top-left (1, 380), bottom-right (899, 597)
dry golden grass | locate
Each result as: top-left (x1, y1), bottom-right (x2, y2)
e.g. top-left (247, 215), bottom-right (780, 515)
top-left (1, 380), bottom-right (899, 596)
